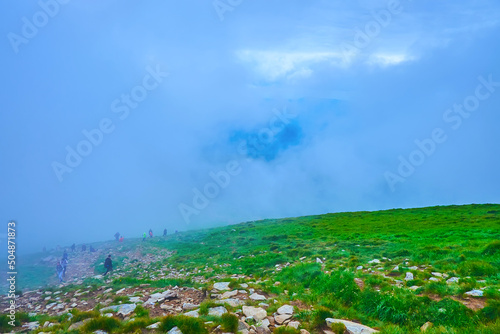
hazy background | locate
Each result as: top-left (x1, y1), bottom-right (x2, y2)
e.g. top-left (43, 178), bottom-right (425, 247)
top-left (1, 0), bottom-right (499, 254)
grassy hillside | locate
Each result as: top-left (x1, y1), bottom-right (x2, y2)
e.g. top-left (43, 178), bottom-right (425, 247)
top-left (3, 203), bottom-right (500, 333)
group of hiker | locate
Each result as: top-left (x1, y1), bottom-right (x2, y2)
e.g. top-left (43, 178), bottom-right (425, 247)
top-left (54, 228), bottom-right (177, 282)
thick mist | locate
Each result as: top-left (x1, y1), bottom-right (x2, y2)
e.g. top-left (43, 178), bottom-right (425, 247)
top-left (1, 0), bottom-right (500, 254)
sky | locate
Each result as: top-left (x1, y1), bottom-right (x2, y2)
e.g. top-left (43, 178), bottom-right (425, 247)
top-left (1, 0), bottom-right (499, 254)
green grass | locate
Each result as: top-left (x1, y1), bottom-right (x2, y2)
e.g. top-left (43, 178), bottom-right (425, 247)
top-left (11, 203), bottom-right (500, 333)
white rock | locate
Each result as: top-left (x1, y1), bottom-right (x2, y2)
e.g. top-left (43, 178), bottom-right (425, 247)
top-left (184, 309), bottom-right (200, 318)
top-left (242, 306), bottom-right (267, 321)
top-left (213, 282), bottom-right (231, 291)
top-left (249, 293), bottom-right (266, 301)
top-left (429, 277), bottom-right (440, 282)
top-left (465, 289), bottom-right (484, 297)
top-left (368, 259), bottom-right (381, 264)
top-left (208, 306), bottom-right (227, 317)
top-left (168, 326), bottom-right (183, 334)
top-left (288, 321), bottom-right (300, 329)
top-left (182, 303), bottom-right (199, 310)
top-left (446, 277), bottom-right (460, 284)
top-left (277, 305), bottom-right (294, 315)
top-left (147, 322), bottom-right (161, 329)
top-left (431, 272), bottom-right (443, 277)
top-left (221, 290), bottom-right (238, 299)
top-left (356, 266), bottom-right (363, 270)
top-left (326, 318), bottom-right (379, 333)
top-left (405, 272), bottom-right (414, 281)
top-left (275, 313), bottom-right (292, 324)
top-left (316, 258), bottom-right (323, 264)
top-left (217, 298), bottom-right (244, 307)
top-left (100, 303), bottom-right (136, 316)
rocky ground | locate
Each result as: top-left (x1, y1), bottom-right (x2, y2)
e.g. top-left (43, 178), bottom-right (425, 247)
top-left (1, 248), bottom-right (491, 333)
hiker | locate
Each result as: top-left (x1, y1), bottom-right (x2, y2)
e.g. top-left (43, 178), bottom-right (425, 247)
top-left (149, 229), bottom-right (153, 238)
top-left (81, 244), bottom-right (87, 252)
top-left (71, 243), bottom-right (76, 252)
top-left (143, 232), bottom-right (146, 241)
top-left (61, 258), bottom-right (68, 277)
top-left (62, 249), bottom-right (68, 261)
top-left (90, 245), bottom-right (96, 253)
top-left (163, 228), bottom-right (167, 237)
top-left (119, 236), bottom-right (124, 242)
top-left (56, 261), bottom-right (64, 283)
top-left (103, 255), bottom-right (113, 276)
top-left (114, 232), bottom-right (120, 241)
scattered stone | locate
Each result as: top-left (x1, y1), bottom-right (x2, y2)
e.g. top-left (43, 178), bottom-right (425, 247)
top-left (405, 272), bottom-right (414, 281)
top-left (182, 303), bottom-right (199, 310)
top-left (421, 321), bottom-right (433, 332)
top-left (316, 258), bottom-right (323, 264)
top-left (250, 293), bottom-right (266, 301)
top-left (22, 321), bottom-right (40, 331)
top-left (221, 290), bottom-right (238, 299)
top-left (147, 322), bottom-right (161, 329)
top-left (100, 303), bottom-right (136, 316)
top-left (184, 309), bottom-right (200, 318)
top-left (274, 314), bottom-right (292, 325)
top-left (446, 277), bottom-right (460, 284)
top-left (288, 321), bottom-right (300, 329)
top-left (242, 306), bottom-right (267, 321)
top-left (393, 266), bottom-right (399, 271)
top-left (277, 305), bottom-right (294, 315)
top-left (368, 259), bottom-right (381, 264)
top-left (356, 266), bottom-right (363, 270)
top-left (213, 282), bottom-right (231, 291)
top-left (326, 318), bottom-right (379, 333)
top-left (217, 298), bottom-right (244, 307)
top-left (429, 277), bottom-right (440, 282)
top-left (465, 290), bottom-right (484, 297)
top-left (68, 318), bottom-right (92, 330)
top-left (431, 272), bottom-right (442, 277)
top-left (168, 326), bottom-right (183, 334)
top-left (208, 306), bottom-right (227, 317)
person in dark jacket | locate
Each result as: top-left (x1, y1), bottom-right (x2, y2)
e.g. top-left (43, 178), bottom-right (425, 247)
top-left (103, 255), bottom-right (113, 276)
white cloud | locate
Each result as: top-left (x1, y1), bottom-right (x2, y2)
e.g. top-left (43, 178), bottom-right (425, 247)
top-left (236, 50), bottom-right (349, 82)
top-left (367, 53), bottom-right (415, 67)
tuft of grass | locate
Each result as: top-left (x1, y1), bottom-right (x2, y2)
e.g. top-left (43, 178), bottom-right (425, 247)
top-left (159, 315), bottom-right (208, 334)
top-left (273, 327), bottom-right (302, 333)
top-left (311, 307), bottom-right (334, 329)
top-left (81, 316), bottom-right (121, 333)
top-left (483, 240), bottom-right (500, 256)
top-left (457, 260), bottom-right (497, 277)
top-left (70, 309), bottom-right (100, 323)
top-left (220, 313), bottom-right (239, 332)
top-left (134, 304), bottom-right (150, 318)
top-left (329, 321), bottom-right (347, 334)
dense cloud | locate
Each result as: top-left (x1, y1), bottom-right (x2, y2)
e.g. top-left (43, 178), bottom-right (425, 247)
top-left (1, 0), bottom-right (499, 254)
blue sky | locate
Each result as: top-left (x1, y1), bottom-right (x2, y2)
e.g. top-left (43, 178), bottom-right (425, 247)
top-left (1, 0), bottom-right (499, 254)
